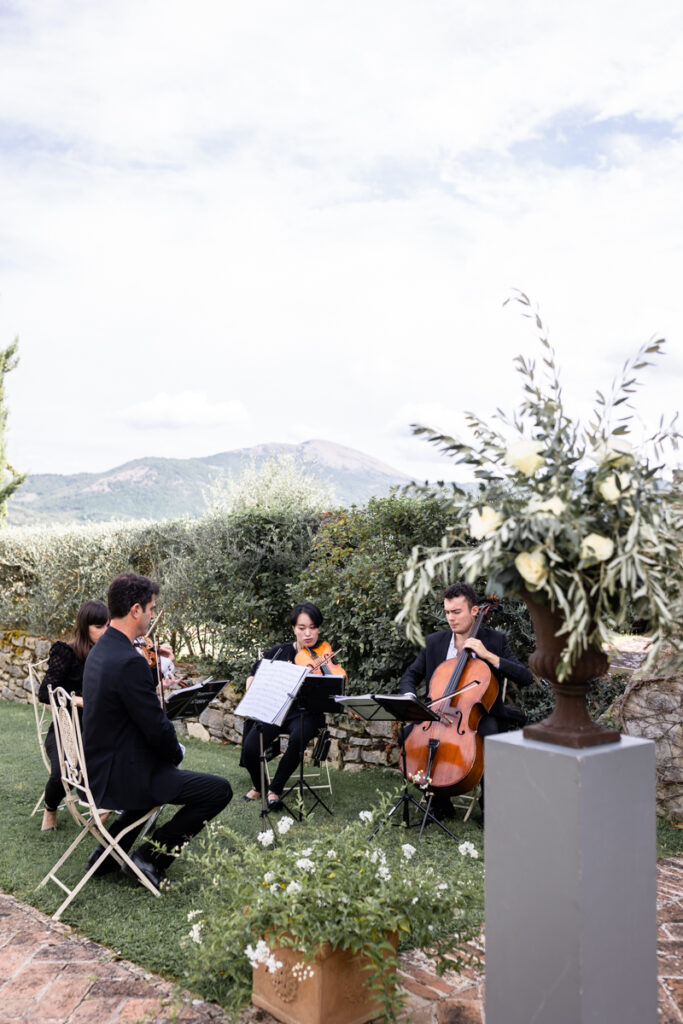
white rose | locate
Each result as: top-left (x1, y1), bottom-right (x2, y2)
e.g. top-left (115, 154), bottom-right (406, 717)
top-left (580, 533), bottom-right (614, 562)
top-left (592, 436), bottom-right (633, 465)
top-left (527, 495), bottom-right (566, 516)
top-left (598, 472), bottom-right (632, 503)
top-left (514, 549), bottom-right (547, 588)
top-left (504, 440), bottom-right (544, 477)
top-left (469, 506), bottom-right (503, 539)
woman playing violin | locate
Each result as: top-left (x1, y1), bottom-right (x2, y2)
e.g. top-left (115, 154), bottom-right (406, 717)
top-left (241, 602), bottom-right (343, 810)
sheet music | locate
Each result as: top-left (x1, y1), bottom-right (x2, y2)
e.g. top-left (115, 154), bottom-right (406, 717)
top-left (234, 659), bottom-right (309, 726)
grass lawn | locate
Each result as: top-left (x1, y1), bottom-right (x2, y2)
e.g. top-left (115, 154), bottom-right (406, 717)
top-left (2, 701), bottom-right (680, 1005)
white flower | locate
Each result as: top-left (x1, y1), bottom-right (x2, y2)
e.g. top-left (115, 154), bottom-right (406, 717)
top-left (598, 472), bottom-right (632, 503)
top-left (527, 495), bottom-right (566, 516)
top-left (458, 841), bottom-right (479, 859)
top-left (468, 505), bottom-right (503, 539)
top-left (504, 440), bottom-right (544, 476)
top-left (245, 940), bottom-right (283, 974)
top-left (402, 843), bottom-right (416, 860)
top-left (580, 533), bottom-right (615, 563)
top-left (376, 865), bottom-right (392, 881)
top-left (257, 829), bottom-right (275, 847)
top-left (187, 909), bottom-right (202, 921)
top-left (189, 922), bottom-right (203, 944)
top-left (286, 880), bottom-right (302, 895)
top-left (514, 549), bottom-right (547, 588)
top-left (296, 858), bottom-right (316, 873)
top-left (437, 882), bottom-right (448, 890)
top-left (326, 849), bottom-right (338, 859)
top-left (359, 810), bottom-right (373, 823)
top-left (300, 847), bottom-right (312, 856)
top-left (277, 816), bottom-right (294, 835)
top-left (263, 871), bottom-right (275, 884)
top-left (592, 436), bottom-right (633, 465)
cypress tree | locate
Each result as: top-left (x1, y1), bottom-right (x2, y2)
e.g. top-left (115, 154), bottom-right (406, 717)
top-left (0, 338), bottom-right (26, 524)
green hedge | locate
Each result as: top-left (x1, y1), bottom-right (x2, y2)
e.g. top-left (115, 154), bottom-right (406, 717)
top-left (0, 496), bottom-right (534, 695)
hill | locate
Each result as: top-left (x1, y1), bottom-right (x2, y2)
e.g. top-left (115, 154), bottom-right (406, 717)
top-left (6, 440), bottom-right (411, 526)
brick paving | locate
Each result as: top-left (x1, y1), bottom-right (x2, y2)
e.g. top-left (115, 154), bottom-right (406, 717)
top-left (1, 856), bottom-right (682, 1023)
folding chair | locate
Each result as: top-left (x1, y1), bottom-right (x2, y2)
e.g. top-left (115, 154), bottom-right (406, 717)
top-left (37, 686), bottom-right (162, 920)
top-left (27, 659), bottom-right (52, 816)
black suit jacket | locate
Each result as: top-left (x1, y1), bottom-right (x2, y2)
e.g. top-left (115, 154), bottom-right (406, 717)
top-left (399, 626), bottom-right (533, 720)
top-left (83, 626), bottom-right (184, 809)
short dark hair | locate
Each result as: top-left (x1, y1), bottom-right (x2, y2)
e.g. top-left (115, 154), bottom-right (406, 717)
top-left (442, 583), bottom-right (478, 607)
top-left (71, 600), bottom-right (109, 662)
top-left (290, 602), bottom-right (323, 628)
top-left (108, 573), bottom-right (160, 619)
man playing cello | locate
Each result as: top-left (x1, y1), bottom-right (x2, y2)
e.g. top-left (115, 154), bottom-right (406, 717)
top-left (399, 582), bottom-right (533, 822)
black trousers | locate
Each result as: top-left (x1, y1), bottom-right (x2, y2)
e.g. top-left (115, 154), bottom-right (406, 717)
top-left (44, 726), bottom-right (65, 811)
top-left (241, 712), bottom-right (324, 796)
top-left (106, 770), bottom-right (232, 870)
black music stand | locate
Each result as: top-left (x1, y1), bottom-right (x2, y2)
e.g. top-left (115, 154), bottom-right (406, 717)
top-left (280, 676), bottom-right (344, 821)
top-left (165, 679), bottom-right (228, 721)
top-left (337, 693), bottom-right (460, 842)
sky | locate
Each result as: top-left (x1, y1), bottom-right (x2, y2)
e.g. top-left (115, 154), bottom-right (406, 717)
top-left (1, 0), bottom-right (682, 483)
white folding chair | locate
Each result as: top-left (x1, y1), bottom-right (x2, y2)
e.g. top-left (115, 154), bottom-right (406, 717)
top-left (27, 659), bottom-right (52, 816)
top-left (37, 686), bottom-right (163, 920)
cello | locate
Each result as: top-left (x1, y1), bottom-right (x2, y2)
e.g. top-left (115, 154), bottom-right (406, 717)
top-left (402, 602), bottom-right (498, 796)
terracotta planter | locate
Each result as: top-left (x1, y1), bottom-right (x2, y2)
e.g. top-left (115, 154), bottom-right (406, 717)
top-left (520, 591), bottom-right (620, 749)
top-left (252, 933), bottom-right (398, 1024)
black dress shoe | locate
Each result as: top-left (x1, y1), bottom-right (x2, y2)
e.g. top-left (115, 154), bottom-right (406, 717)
top-left (85, 845), bottom-right (118, 876)
top-left (266, 796), bottom-right (283, 811)
top-left (122, 849), bottom-right (166, 890)
top-left (430, 799), bottom-right (456, 821)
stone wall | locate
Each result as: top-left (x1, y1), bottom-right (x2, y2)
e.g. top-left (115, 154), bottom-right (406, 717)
top-left (618, 666), bottom-right (683, 819)
top-left (0, 629), bottom-right (400, 772)
top-left (0, 629), bottom-right (52, 702)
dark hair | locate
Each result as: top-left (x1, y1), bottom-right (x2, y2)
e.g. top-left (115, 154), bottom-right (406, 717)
top-left (442, 583), bottom-right (478, 607)
top-left (290, 602), bottom-right (323, 628)
top-left (107, 573), bottom-right (160, 619)
top-left (71, 600), bottom-right (109, 662)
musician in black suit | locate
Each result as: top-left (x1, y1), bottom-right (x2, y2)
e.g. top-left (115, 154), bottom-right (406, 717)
top-left (83, 572), bottom-right (232, 888)
top-left (399, 582), bottom-right (533, 820)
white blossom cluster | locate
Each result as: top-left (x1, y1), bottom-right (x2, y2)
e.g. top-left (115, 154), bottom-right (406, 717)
top-left (245, 939), bottom-right (283, 974)
top-left (458, 841), bottom-right (479, 859)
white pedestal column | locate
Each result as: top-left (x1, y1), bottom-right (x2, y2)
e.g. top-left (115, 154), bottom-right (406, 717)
top-left (485, 732), bottom-right (657, 1024)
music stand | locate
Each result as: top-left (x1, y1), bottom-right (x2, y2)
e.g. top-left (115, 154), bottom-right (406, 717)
top-left (336, 693), bottom-right (460, 842)
top-left (165, 679), bottom-right (228, 721)
top-left (234, 660), bottom-right (309, 828)
top-left (280, 675), bottom-right (344, 821)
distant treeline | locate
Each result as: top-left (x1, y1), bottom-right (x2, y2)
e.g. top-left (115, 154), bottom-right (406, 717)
top-left (0, 496), bottom-right (534, 693)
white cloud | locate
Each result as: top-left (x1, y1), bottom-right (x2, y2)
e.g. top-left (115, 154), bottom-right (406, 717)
top-left (0, 1), bottom-right (681, 479)
top-left (117, 391), bottom-right (249, 430)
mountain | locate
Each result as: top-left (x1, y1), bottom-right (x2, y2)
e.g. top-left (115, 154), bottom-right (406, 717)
top-left (6, 440), bottom-right (412, 527)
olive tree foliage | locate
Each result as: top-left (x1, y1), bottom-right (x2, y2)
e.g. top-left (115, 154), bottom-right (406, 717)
top-left (0, 519), bottom-right (188, 637)
top-left (160, 506), bottom-right (323, 680)
top-left (0, 339), bottom-right (25, 524)
top-left (207, 453), bottom-right (337, 516)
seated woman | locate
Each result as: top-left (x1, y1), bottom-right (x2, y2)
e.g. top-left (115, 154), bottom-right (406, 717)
top-left (38, 600), bottom-right (109, 831)
top-left (241, 602), bottom-right (343, 810)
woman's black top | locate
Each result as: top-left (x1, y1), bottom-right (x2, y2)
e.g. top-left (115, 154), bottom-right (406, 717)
top-left (38, 642), bottom-right (84, 705)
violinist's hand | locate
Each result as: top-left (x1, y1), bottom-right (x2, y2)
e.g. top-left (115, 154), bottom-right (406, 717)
top-left (158, 643), bottom-right (174, 659)
top-left (72, 695), bottom-right (84, 708)
top-left (463, 637), bottom-right (500, 669)
top-left (162, 673), bottom-right (181, 689)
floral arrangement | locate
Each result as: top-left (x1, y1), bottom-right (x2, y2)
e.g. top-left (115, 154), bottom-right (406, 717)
top-left (181, 796), bottom-right (483, 1020)
top-left (399, 294), bottom-right (682, 680)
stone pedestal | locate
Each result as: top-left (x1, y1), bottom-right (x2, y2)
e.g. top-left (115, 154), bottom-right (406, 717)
top-left (485, 732), bottom-right (657, 1024)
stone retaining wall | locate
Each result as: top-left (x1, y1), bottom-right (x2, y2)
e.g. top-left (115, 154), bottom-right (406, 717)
top-left (0, 629), bottom-right (400, 772)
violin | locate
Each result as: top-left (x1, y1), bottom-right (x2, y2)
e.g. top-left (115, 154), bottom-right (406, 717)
top-left (294, 641), bottom-right (347, 682)
top-left (402, 602), bottom-right (499, 796)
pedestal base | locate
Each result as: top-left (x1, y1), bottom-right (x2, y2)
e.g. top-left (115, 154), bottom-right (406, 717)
top-left (485, 732), bottom-right (657, 1024)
